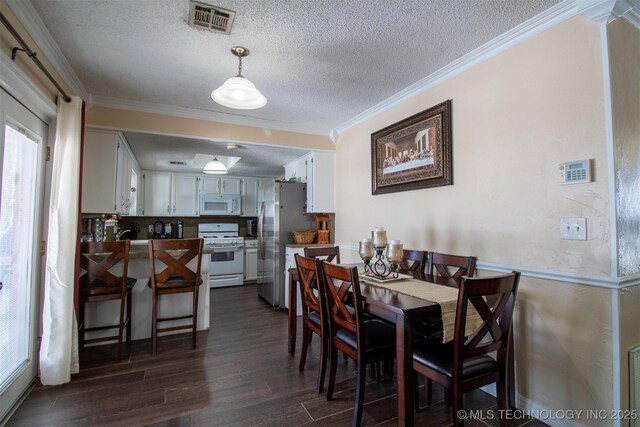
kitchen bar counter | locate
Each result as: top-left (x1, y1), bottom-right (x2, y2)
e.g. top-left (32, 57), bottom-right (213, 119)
top-left (84, 239), bottom-right (210, 343)
top-left (284, 243), bottom-right (335, 249)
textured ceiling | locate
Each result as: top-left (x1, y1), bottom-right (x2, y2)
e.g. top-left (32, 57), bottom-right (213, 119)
top-left (123, 131), bottom-right (309, 176)
top-left (28, 0), bottom-right (563, 175)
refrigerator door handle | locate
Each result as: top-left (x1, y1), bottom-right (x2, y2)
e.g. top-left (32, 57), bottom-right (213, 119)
top-left (258, 201), bottom-right (266, 260)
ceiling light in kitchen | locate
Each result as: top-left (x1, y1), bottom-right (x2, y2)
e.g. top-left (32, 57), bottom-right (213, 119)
top-left (211, 46), bottom-right (267, 110)
top-left (203, 157), bottom-right (228, 174)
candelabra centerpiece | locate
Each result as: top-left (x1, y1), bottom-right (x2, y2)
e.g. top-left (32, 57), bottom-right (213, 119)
top-left (358, 227), bottom-right (403, 280)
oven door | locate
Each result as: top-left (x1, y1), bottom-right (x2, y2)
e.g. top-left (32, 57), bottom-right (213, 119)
top-left (209, 244), bottom-right (244, 277)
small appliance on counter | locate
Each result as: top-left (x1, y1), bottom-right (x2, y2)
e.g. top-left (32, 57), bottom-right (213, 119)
top-left (118, 222), bottom-right (141, 240)
top-left (152, 220), bottom-right (173, 239)
top-left (246, 219), bottom-right (258, 237)
top-left (176, 220), bottom-right (184, 239)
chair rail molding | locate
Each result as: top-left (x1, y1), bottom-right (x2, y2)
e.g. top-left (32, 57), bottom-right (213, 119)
top-left (337, 244), bottom-right (640, 290)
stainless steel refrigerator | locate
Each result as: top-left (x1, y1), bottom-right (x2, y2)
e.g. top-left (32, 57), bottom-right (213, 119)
top-left (257, 181), bottom-right (312, 308)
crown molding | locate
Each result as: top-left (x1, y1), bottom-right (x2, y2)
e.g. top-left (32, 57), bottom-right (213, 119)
top-left (6, 0), bottom-right (88, 101)
top-left (578, 0), bottom-right (635, 22)
top-left (89, 95), bottom-right (327, 136)
top-left (622, 1), bottom-right (640, 28)
top-left (0, 49), bottom-right (56, 121)
top-left (331, 0), bottom-right (596, 140)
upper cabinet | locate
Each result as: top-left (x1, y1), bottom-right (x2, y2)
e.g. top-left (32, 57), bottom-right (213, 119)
top-left (81, 129), bottom-right (140, 215)
top-left (241, 178), bottom-right (274, 217)
top-left (285, 152), bottom-right (334, 213)
top-left (142, 172), bottom-right (200, 217)
top-left (142, 172), bottom-right (172, 216)
top-left (284, 156), bottom-right (307, 183)
top-left (201, 176), bottom-right (241, 194)
top-left (140, 173), bottom-right (266, 217)
top-left (241, 178), bottom-right (259, 217)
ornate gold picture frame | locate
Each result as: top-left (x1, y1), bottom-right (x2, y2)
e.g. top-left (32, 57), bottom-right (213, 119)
top-left (371, 100), bottom-right (452, 195)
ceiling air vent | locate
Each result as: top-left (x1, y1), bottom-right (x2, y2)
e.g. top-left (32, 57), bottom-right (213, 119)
top-left (169, 161), bottom-right (187, 165)
top-left (188, 1), bottom-right (235, 35)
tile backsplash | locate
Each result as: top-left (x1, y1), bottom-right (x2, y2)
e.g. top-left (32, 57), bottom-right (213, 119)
top-left (81, 213), bottom-right (334, 242)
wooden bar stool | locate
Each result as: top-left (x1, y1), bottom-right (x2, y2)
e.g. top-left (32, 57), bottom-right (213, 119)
top-left (148, 238), bottom-right (204, 355)
top-left (79, 240), bottom-right (134, 362)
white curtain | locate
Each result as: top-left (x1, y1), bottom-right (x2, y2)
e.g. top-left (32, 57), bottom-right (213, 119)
top-left (39, 96), bottom-right (83, 385)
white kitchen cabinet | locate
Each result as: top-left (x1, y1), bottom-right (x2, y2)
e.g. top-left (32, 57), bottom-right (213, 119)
top-left (241, 178), bottom-right (259, 217)
top-left (201, 176), bottom-right (241, 194)
top-left (244, 240), bottom-right (258, 282)
top-left (285, 152), bottom-right (334, 213)
top-left (172, 175), bottom-right (200, 216)
top-left (284, 246), bottom-right (304, 316)
top-left (284, 156), bottom-right (308, 183)
top-left (143, 172), bottom-right (200, 216)
top-left (142, 172), bottom-right (172, 216)
top-left (306, 152), bottom-right (334, 213)
top-left (81, 129), bottom-right (140, 215)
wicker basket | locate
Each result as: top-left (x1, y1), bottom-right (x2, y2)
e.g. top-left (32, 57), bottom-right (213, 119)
top-left (291, 230), bottom-right (316, 244)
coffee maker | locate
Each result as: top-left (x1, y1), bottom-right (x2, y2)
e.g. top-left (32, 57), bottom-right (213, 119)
top-left (152, 221), bottom-right (172, 239)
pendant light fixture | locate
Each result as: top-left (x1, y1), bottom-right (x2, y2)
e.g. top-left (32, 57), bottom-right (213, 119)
top-left (211, 46), bottom-right (267, 110)
top-left (203, 157), bottom-right (228, 174)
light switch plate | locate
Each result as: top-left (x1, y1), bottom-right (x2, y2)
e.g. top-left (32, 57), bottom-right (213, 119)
top-left (560, 217), bottom-right (587, 240)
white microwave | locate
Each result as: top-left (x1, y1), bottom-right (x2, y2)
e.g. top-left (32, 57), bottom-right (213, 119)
top-left (199, 193), bottom-right (241, 216)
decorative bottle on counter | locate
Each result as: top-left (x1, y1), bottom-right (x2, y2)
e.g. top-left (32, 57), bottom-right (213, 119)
top-left (177, 220), bottom-right (183, 239)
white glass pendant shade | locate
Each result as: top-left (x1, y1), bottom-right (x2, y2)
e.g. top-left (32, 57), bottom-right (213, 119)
top-left (211, 76), bottom-right (267, 110)
top-left (203, 158), bottom-right (228, 174)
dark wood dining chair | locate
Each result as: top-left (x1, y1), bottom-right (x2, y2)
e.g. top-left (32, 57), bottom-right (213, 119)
top-left (304, 245), bottom-right (341, 264)
top-left (398, 249), bottom-right (428, 278)
top-left (414, 252), bottom-right (478, 344)
top-left (295, 254), bottom-right (328, 392)
top-left (148, 238), bottom-right (204, 355)
top-left (319, 262), bottom-right (396, 427)
top-left (79, 240), bottom-right (134, 362)
top-left (412, 271), bottom-right (521, 427)
top-left (428, 252), bottom-right (477, 279)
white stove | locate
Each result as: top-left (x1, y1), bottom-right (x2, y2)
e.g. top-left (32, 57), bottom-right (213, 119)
top-left (198, 223), bottom-right (245, 288)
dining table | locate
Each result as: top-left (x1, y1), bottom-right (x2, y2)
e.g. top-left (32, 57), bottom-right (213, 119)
top-left (287, 266), bottom-right (516, 427)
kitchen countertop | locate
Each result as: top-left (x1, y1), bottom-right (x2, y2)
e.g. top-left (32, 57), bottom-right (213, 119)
top-left (120, 240), bottom-right (214, 259)
top-left (285, 243), bottom-right (335, 248)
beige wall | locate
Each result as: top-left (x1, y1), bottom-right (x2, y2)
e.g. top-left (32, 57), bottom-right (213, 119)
top-left (335, 15), bottom-right (614, 420)
top-left (85, 106), bottom-right (335, 152)
top-left (513, 276), bottom-right (613, 422)
top-left (336, 15), bottom-right (609, 277)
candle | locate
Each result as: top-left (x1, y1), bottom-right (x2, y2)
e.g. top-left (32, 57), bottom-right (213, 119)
top-left (386, 240), bottom-right (403, 265)
top-left (372, 227), bottom-right (388, 248)
top-left (359, 238), bottom-right (374, 260)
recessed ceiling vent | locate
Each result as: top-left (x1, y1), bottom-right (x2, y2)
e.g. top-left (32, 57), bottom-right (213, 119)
top-left (169, 161), bottom-right (187, 165)
top-left (188, 1), bottom-right (235, 35)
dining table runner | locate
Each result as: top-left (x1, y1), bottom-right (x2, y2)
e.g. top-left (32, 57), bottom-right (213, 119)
top-left (360, 277), bottom-right (483, 343)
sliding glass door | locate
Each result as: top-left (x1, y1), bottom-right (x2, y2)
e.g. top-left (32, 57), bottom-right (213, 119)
top-left (0, 89), bottom-right (47, 421)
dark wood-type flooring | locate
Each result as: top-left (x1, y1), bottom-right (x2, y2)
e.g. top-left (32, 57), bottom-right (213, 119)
top-left (7, 284), bottom-right (548, 426)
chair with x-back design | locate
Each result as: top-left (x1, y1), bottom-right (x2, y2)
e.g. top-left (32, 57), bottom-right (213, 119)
top-left (304, 245), bottom-right (341, 264)
top-left (428, 252), bottom-right (477, 280)
top-left (148, 238), bottom-right (204, 355)
top-left (398, 249), bottom-right (428, 279)
top-left (320, 262), bottom-right (396, 427)
top-left (412, 271), bottom-right (521, 426)
top-left (79, 240), bottom-right (134, 361)
top-left (295, 254), bottom-right (328, 392)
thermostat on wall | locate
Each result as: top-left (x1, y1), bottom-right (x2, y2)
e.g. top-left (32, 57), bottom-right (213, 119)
top-left (559, 159), bottom-right (591, 184)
